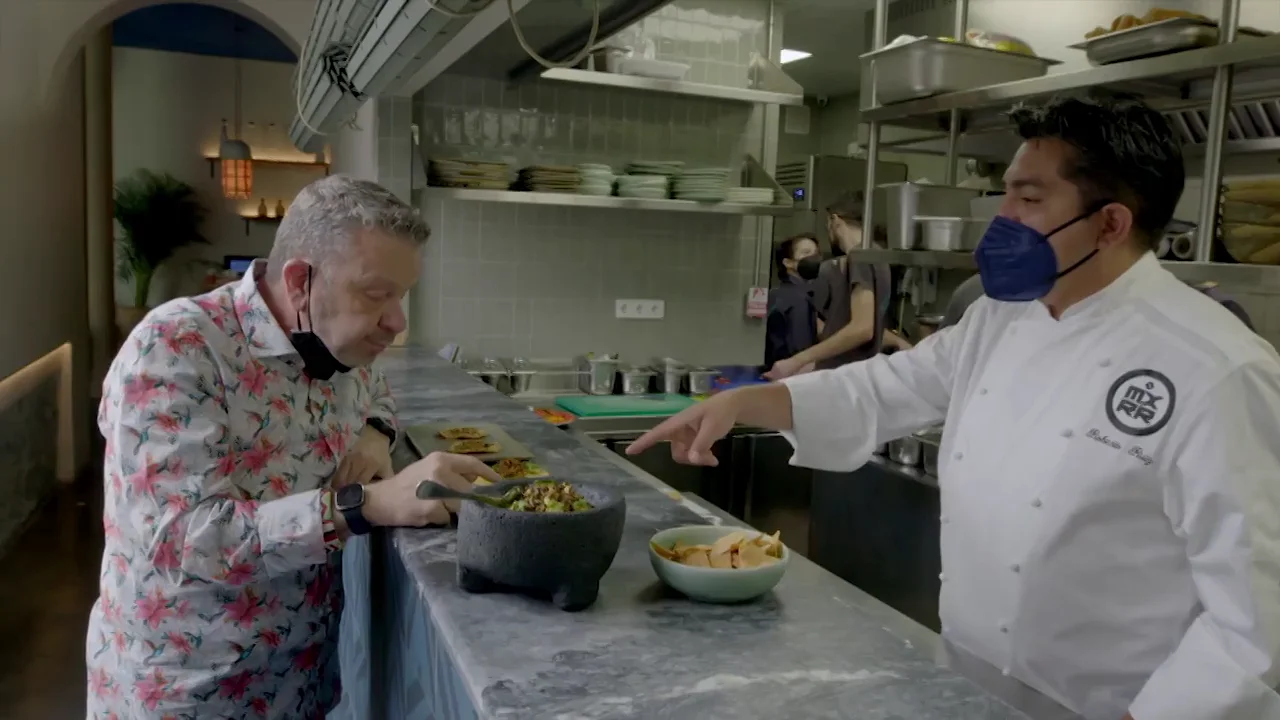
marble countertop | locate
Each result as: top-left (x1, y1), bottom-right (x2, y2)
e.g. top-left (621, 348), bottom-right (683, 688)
top-left (377, 348), bottom-right (1027, 720)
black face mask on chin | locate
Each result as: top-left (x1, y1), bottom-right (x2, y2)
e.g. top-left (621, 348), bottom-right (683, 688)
top-left (796, 254), bottom-right (823, 281)
top-left (291, 266), bottom-right (352, 381)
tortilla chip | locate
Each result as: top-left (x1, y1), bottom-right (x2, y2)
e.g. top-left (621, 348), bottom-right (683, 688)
top-left (683, 549), bottom-right (711, 567)
top-left (708, 549), bottom-right (733, 569)
top-left (651, 541), bottom-right (679, 561)
top-left (438, 426), bottom-right (488, 440)
top-left (737, 541), bottom-right (770, 568)
top-left (710, 531), bottom-right (748, 557)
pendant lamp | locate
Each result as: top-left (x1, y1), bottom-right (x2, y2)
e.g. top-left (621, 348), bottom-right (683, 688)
top-left (220, 23), bottom-right (253, 199)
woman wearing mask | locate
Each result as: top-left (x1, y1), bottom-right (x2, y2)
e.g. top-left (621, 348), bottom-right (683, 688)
top-left (765, 233), bottom-right (821, 368)
top-left (766, 191), bottom-right (907, 379)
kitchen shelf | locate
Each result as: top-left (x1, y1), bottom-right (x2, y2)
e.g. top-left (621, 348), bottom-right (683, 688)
top-left (420, 187), bottom-right (795, 216)
top-left (860, 32), bottom-right (1280, 128)
top-left (205, 157), bottom-right (330, 177)
top-left (846, 249), bottom-right (1280, 289)
top-left (241, 215), bottom-right (282, 235)
top-left (540, 67), bottom-right (805, 106)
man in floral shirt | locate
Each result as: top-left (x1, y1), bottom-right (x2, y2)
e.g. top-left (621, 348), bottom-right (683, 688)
top-left (87, 175), bottom-right (498, 718)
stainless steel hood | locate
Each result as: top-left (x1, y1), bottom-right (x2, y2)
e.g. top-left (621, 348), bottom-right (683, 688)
top-left (290, 0), bottom-right (670, 153)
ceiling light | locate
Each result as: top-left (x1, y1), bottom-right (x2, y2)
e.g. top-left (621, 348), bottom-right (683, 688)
top-left (780, 49), bottom-right (811, 64)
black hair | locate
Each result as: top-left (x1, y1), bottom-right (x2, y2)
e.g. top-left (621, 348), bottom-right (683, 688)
top-left (774, 233), bottom-right (817, 280)
top-left (825, 190), bottom-right (888, 247)
top-left (1008, 94), bottom-right (1185, 248)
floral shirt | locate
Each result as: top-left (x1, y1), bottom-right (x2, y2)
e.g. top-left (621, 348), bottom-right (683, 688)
top-left (86, 262), bottom-right (397, 719)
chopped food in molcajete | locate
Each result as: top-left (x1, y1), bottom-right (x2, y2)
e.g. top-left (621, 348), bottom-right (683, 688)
top-left (438, 426), bottom-right (488, 440)
top-left (449, 439), bottom-right (501, 454)
top-left (491, 458), bottom-right (549, 480)
top-left (651, 530), bottom-right (783, 569)
top-left (499, 481), bottom-right (593, 513)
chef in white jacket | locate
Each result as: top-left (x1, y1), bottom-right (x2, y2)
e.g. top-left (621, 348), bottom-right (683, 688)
top-left (629, 95), bottom-right (1280, 720)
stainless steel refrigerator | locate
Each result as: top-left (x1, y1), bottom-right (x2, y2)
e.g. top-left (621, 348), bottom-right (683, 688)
top-left (773, 154), bottom-right (909, 255)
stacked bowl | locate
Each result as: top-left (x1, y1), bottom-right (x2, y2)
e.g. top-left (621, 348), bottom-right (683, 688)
top-left (515, 165), bottom-right (580, 193)
top-left (673, 167), bottom-right (731, 203)
top-left (616, 174), bottom-right (670, 199)
top-left (725, 186), bottom-right (777, 206)
top-left (577, 163), bottom-right (615, 196)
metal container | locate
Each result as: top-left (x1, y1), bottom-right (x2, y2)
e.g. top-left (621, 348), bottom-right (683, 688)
top-left (508, 358), bottom-right (581, 395)
top-left (1068, 18), bottom-right (1267, 67)
top-left (463, 358), bottom-right (511, 394)
top-left (621, 366), bottom-right (656, 395)
top-left (578, 355), bottom-right (620, 395)
top-left (914, 314), bottom-right (946, 341)
top-left (687, 368), bottom-right (719, 395)
top-left (916, 426), bottom-right (943, 476)
top-left (887, 436), bottom-right (922, 468)
top-left (884, 183), bottom-right (981, 250)
top-left (916, 215), bottom-right (986, 251)
top-left (860, 38), bottom-right (1059, 106)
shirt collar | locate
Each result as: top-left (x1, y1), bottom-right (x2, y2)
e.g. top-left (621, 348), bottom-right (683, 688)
top-left (1051, 251), bottom-right (1163, 322)
top-left (234, 260), bottom-right (298, 359)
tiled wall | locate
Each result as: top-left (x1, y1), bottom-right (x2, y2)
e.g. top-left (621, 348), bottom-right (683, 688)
top-left (0, 376), bottom-right (59, 551)
top-left (401, 0), bottom-right (776, 365)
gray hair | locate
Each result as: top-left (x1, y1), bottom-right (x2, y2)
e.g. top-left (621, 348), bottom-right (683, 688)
top-left (267, 174), bottom-right (429, 276)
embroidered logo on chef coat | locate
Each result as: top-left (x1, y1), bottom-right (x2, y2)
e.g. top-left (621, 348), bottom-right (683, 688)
top-left (1106, 369), bottom-right (1176, 436)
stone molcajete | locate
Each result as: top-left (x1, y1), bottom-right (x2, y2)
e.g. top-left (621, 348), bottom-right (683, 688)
top-left (455, 480), bottom-right (626, 611)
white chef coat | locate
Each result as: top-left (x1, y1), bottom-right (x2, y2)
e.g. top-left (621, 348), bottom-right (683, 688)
top-left (782, 253), bottom-right (1280, 720)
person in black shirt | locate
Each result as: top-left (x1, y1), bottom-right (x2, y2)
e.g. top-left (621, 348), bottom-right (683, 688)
top-left (764, 233), bottom-right (820, 368)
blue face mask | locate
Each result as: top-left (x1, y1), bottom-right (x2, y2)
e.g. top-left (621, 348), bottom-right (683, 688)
top-left (974, 204), bottom-right (1108, 302)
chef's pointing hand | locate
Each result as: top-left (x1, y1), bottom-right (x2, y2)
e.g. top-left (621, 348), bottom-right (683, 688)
top-left (626, 391), bottom-right (741, 466)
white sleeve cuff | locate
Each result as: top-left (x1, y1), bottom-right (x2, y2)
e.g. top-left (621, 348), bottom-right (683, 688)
top-left (780, 370), bottom-right (876, 472)
top-left (1129, 620), bottom-right (1280, 720)
top-left (257, 489), bottom-right (328, 578)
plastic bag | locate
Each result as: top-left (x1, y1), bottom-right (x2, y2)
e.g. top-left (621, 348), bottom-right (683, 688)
top-left (964, 30), bottom-right (1036, 57)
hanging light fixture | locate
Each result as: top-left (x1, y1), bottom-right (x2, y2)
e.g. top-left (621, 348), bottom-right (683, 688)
top-left (220, 22), bottom-right (252, 199)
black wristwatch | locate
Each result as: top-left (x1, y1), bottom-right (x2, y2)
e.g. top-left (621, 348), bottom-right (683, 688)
top-left (335, 483), bottom-right (374, 536)
top-left (366, 417), bottom-right (397, 445)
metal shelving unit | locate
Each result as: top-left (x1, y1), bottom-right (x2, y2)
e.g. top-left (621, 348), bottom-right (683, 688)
top-left (417, 186), bottom-right (793, 216)
top-left (540, 67), bottom-right (805, 106)
top-left (857, 0), bottom-right (1280, 279)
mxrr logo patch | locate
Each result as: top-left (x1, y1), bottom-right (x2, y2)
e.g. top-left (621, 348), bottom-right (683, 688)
top-left (1106, 369), bottom-right (1176, 437)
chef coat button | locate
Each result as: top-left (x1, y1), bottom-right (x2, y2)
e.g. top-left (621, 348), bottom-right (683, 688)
top-left (1002, 667), bottom-right (1012, 677)
top-left (940, 514), bottom-right (949, 524)
top-left (1060, 428), bottom-right (1074, 438)
top-left (1099, 358), bottom-right (1112, 368)
top-left (954, 452), bottom-right (964, 461)
top-left (978, 388), bottom-right (988, 396)
top-left (1031, 498), bottom-right (1043, 508)
top-left (939, 572), bottom-right (947, 582)
top-left (1011, 563), bottom-right (1021, 573)
top-left (999, 622), bottom-right (1009, 633)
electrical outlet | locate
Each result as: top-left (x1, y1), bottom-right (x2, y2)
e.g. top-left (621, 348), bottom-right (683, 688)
top-left (615, 299), bottom-right (665, 320)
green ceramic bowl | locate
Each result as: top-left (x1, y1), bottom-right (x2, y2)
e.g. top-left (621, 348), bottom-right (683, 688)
top-left (648, 525), bottom-right (790, 603)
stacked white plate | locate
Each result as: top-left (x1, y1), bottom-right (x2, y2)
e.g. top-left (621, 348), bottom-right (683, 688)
top-left (616, 174), bottom-right (670, 199)
top-left (626, 160), bottom-right (685, 177)
top-left (577, 163), bottom-right (615, 196)
top-left (515, 165), bottom-right (580, 193)
top-left (673, 167), bottom-right (731, 202)
top-left (428, 158), bottom-right (510, 190)
top-left (725, 187), bottom-right (777, 206)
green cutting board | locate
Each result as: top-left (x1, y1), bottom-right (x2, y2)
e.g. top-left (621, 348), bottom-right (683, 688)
top-left (555, 394), bottom-right (695, 418)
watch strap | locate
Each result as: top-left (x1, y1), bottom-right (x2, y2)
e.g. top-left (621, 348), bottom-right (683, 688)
top-left (366, 417), bottom-right (397, 445)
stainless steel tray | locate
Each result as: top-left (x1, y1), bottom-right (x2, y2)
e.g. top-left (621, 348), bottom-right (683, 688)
top-left (405, 422), bottom-right (534, 462)
top-left (1068, 18), bottom-right (1269, 66)
top-left (860, 38), bottom-right (1060, 106)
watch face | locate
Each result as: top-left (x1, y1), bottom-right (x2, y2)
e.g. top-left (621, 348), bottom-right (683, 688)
top-left (335, 483), bottom-right (365, 511)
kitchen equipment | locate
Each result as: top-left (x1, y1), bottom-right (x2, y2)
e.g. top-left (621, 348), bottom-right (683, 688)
top-left (508, 358), bottom-right (581, 395)
top-left (456, 480), bottom-right (626, 611)
top-left (887, 436), bottom-right (922, 468)
top-left (860, 38), bottom-right (1060, 106)
top-left (914, 314), bottom-right (946, 341)
top-left (462, 358), bottom-right (510, 394)
top-left (1068, 18), bottom-right (1268, 66)
top-left (554, 394), bottom-right (696, 418)
top-left (687, 368), bottom-right (720, 395)
top-left (884, 183), bottom-right (981, 251)
top-left (577, 354), bottom-right (620, 395)
top-left (874, 443), bottom-right (889, 456)
top-left (621, 366), bottom-right (657, 395)
top-left (916, 426), bottom-right (943, 476)
top-left (773, 155), bottom-right (909, 254)
top-left (416, 481), bottom-right (509, 508)
top-left (404, 422), bottom-right (534, 462)
top-left (915, 215), bottom-right (987, 252)
top-left (655, 359), bottom-right (688, 394)
top-left (648, 525), bottom-right (790, 603)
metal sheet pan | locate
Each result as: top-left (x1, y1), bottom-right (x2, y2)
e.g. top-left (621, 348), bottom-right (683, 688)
top-left (1069, 17), bottom-right (1269, 66)
top-left (860, 38), bottom-right (1059, 106)
top-left (405, 422), bottom-right (534, 462)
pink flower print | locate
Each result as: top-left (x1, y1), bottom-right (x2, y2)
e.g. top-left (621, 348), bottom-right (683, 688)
top-left (250, 696), bottom-right (271, 715)
top-left (232, 499), bottom-right (258, 523)
top-left (136, 586), bottom-right (176, 630)
top-left (320, 384), bottom-right (335, 400)
top-left (165, 631), bottom-right (193, 656)
top-left (292, 642), bottom-right (322, 672)
top-left (267, 474), bottom-right (291, 497)
top-left (269, 396), bottom-right (292, 416)
top-left (121, 372), bottom-right (164, 408)
top-left (217, 669), bottom-right (255, 701)
top-left (133, 667), bottom-right (172, 710)
top-left (304, 568), bottom-right (334, 609)
top-left (215, 450), bottom-right (239, 477)
top-left (219, 560), bottom-right (256, 586)
top-left (164, 492), bottom-right (192, 513)
top-left (112, 631), bottom-right (130, 652)
top-left (257, 628), bottom-right (283, 648)
top-left (223, 587), bottom-right (267, 629)
top-left (154, 412), bottom-right (182, 435)
top-left (89, 667), bottom-right (117, 698)
top-left (102, 515), bottom-right (121, 540)
top-left (112, 553), bottom-right (130, 576)
top-left (308, 432), bottom-right (337, 463)
top-left (174, 599), bottom-right (192, 618)
top-left (238, 361), bottom-right (270, 398)
top-left (240, 436), bottom-right (279, 474)
top-left (152, 539), bottom-right (182, 572)
top-left (128, 456), bottom-right (167, 498)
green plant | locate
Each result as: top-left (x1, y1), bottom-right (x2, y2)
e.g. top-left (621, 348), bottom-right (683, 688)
top-left (114, 169), bottom-right (208, 307)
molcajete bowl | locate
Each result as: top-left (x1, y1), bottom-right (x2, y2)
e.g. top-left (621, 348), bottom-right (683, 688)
top-left (455, 480), bottom-right (626, 611)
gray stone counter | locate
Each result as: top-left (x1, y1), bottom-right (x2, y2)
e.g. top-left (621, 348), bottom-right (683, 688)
top-left (369, 348), bottom-right (1028, 720)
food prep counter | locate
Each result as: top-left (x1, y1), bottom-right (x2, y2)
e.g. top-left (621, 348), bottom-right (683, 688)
top-left (330, 349), bottom-right (1026, 720)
